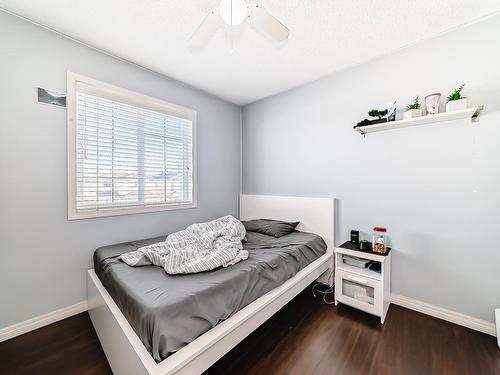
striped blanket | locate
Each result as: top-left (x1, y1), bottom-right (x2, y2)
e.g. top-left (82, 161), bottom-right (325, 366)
top-left (119, 215), bottom-right (248, 275)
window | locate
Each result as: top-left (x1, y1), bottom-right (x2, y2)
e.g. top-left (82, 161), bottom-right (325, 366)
top-left (67, 73), bottom-right (196, 219)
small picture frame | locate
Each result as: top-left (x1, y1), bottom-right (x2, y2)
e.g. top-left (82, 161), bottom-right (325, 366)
top-left (387, 100), bottom-right (397, 122)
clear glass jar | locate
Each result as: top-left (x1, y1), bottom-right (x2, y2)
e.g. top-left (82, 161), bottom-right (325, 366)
top-left (372, 227), bottom-right (387, 253)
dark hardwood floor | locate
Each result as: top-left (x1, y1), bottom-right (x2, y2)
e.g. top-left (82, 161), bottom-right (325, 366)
top-left (1, 287), bottom-right (499, 375)
top-left (0, 312), bottom-right (112, 375)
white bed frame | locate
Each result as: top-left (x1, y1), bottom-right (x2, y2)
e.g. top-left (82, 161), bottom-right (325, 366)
top-left (87, 194), bottom-right (334, 375)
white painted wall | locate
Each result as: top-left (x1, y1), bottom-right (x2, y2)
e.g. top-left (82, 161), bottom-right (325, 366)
top-left (242, 15), bottom-right (500, 322)
top-left (0, 11), bottom-right (241, 329)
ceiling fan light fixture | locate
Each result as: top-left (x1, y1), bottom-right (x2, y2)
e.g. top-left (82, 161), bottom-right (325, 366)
top-left (219, 0), bottom-right (247, 26)
top-left (190, 0), bottom-right (289, 50)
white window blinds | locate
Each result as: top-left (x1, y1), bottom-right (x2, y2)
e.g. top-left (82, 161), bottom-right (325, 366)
top-left (67, 73), bottom-right (196, 219)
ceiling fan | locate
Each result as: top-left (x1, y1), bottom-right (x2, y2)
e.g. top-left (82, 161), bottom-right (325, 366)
top-left (190, 0), bottom-right (290, 49)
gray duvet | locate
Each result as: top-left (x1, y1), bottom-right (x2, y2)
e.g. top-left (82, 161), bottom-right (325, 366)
top-left (94, 230), bottom-right (326, 363)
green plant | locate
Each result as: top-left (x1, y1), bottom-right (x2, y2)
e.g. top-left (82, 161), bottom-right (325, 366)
top-left (406, 96), bottom-right (421, 110)
top-left (368, 109), bottom-right (388, 119)
top-left (447, 83), bottom-right (466, 102)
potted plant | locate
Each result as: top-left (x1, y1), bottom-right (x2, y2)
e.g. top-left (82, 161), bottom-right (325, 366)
top-left (367, 109), bottom-right (388, 124)
top-left (403, 96), bottom-right (422, 120)
top-left (446, 83), bottom-right (467, 112)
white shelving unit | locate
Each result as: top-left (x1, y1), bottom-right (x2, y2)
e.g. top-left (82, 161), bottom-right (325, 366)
top-left (495, 309), bottom-right (500, 348)
top-left (355, 106), bottom-right (483, 136)
top-left (334, 247), bottom-right (391, 323)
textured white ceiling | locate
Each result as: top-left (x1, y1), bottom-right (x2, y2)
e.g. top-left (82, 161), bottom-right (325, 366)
top-left (1, 1), bottom-right (500, 105)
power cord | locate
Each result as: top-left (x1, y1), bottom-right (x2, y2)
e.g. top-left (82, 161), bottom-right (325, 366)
top-left (311, 270), bottom-right (335, 305)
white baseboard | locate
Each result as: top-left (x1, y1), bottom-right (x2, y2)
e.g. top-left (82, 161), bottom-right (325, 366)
top-left (0, 301), bottom-right (88, 342)
top-left (391, 294), bottom-right (496, 337)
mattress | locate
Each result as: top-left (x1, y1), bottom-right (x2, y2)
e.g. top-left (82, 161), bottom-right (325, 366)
top-left (94, 230), bottom-right (327, 363)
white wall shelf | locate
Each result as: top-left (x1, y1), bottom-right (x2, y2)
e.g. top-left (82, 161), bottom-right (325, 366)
top-left (355, 106), bottom-right (483, 136)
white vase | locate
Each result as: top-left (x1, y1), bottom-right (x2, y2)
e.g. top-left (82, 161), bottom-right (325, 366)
top-left (403, 109), bottom-right (422, 120)
top-left (446, 98), bottom-right (468, 112)
top-left (425, 93), bottom-right (441, 115)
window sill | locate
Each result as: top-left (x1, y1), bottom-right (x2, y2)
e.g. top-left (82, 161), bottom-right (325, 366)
top-left (67, 202), bottom-right (197, 220)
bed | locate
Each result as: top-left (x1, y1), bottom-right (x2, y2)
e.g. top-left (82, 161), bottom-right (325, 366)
top-left (87, 194), bottom-right (335, 375)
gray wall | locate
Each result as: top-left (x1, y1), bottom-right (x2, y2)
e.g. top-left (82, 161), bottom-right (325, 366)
top-left (0, 11), bottom-right (241, 328)
top-left (243, 16), bottom-right (500, 322)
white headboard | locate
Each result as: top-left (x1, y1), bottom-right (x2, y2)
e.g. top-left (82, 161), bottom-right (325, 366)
top-left (239, 194), bottom-right (335, 251)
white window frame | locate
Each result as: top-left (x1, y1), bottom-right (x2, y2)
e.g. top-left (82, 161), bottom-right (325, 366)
top-left (67, 72), bottom-right (197, 220)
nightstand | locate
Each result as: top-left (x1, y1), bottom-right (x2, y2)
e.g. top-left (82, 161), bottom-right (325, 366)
top-left (334, 244), bottom-right (392, 323)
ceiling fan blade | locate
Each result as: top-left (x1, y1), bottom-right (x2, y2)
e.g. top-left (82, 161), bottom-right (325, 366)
top-left (247, 3), bottom-right (290, 42)
top-left (189, 9), bottom-right (222, 50)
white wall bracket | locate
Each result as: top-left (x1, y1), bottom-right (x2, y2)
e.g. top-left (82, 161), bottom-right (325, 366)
top-left (472, 105), bottom-right (484, 123)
